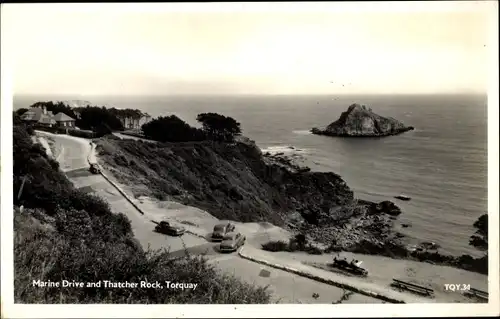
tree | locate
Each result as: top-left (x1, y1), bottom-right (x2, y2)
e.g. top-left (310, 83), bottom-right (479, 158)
top-left (141, 115), bottom-right (206, 142)
top-left (13, 111), bottom-right (23, 125)
top-left (16, 108), bottom-right (29, 116)
top-left (196, 113), bottom-right (242, 142)
top-left (469, 214), bottom-right (488, 250)
top-left (75, 106), bottom-right (124, 132)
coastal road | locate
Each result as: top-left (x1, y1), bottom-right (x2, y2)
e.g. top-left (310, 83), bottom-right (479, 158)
top-left (41, 131), bottom-right (383, 304)
top-left (37, 131), bottom-right (206, 253)
top-left (36, 131), bottom-right (91, 172)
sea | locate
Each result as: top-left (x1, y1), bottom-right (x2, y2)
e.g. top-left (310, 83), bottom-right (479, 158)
top-left (13, 94), bottom-right (488, 257)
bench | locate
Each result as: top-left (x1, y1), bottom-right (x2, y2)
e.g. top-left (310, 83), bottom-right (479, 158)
top-left (391, 279), bottom-right (434, 297)
top-left (464, 288), bottom-right (488, 301)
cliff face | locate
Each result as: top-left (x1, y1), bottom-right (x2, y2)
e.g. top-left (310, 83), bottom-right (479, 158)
top-left (95, 137), bottom-right (354, 225)
top-left (311, 104), bottom-right (414, 137)
top-left (95, 136), bottom-right (405, 251)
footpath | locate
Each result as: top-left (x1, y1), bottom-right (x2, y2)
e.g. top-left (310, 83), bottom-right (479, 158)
top-left (238, 246), bottom-right (437, 304)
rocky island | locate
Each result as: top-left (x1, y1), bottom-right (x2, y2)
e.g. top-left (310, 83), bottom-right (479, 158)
top-left (311, 103), bottom-right (414, 137)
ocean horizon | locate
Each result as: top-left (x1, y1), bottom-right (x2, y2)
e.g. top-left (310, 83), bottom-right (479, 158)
top-left (13, 93), bottom-right (488, 257)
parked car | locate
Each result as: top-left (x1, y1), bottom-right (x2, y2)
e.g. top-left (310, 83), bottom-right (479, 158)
top-left (331, 256), bottom-right (368, 277)
top-left (89, 163), bottom-right (101, 174)
top-left (155, 221), bottom-right (185, 236)
top-left (211, 222), bottom-right (236, 241)
top-left (219, 232), bottom-right (246, 252)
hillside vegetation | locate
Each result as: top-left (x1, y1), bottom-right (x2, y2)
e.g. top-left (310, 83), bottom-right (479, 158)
top-left (96, 136), bottom-right (354, 227)
top-left (13, 123), bottom-right (270, 303)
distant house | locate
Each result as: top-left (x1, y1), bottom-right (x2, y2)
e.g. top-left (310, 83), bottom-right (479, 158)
top-left (20, 106), bottom-right (76, 128)
top-left (117, 113), bottom-right (152, 130)
top-left (20, 107), bottom-right (56, 127)
top-left (53, 112), bottom-right (76, 128)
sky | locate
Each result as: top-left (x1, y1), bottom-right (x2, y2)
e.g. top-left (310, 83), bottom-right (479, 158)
top-left (2, 2), bottom-right (496, 96)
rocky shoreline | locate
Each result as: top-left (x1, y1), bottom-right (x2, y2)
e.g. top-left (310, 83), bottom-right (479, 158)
top-left (262, 152), bottom-right (487, 275)
top-left (311, 126), bottom-right (415, 137)
top-left (95, 135), bottom-right (486, 275)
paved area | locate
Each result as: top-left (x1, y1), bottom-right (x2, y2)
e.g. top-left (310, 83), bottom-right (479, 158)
top-left (267, 250), bottom-right (489, 303)
top-left (208, 256), bottom-right (384, 304)
top-left (36, 131), bottom-right (91, 172)
top-left (240, 246), bottom-right (435, 303)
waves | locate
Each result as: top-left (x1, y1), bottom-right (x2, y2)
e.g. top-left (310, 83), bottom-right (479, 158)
top-left (260, 145), bottom-right (309, 156)
top-left (292, 129), bottom-right (313, 135)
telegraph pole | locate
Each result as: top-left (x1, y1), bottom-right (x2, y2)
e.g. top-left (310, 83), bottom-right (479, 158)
top-left (17, 175), bottom-right (28, 212)
top-left (17, 175), bottom-right (27, 201)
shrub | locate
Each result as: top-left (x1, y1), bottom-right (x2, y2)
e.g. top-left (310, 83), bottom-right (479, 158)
top-left (261, 240), bottom-right (289, 252)
top-left (13, 111), bottom-right (23, 125)
top-left (326, 244), bottom-right (342, 253)
top-left (261, 238), bottom-right (323, 255)
top-left (16, 108), bottom-right (29, 116)
top-left (25, 125), bottom-right (35, 136)
top-left (305, 244), bottom-right (323, 255)
top-left (114, 154), bottom-right (129, 166)
top-left (141, 115), bottom-right (206, 143)
top-left (74, 106), bottom-right (124, 132)
top-left (67, 128), bottom-right (95, 138)
top-left (34, 126), bottom-right (60, 134)
top-left (469, 214), bottom-right (488, 251)
top-left (455, 255), bottom-right (487, 275)
top-left (153, 191), bottom-right (167, 201)
top-left (294, 233), bottom-right (307, 247)
top-left (196, 112), bottom-right (242, 142)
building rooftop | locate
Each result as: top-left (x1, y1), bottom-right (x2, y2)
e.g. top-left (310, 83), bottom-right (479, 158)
top-left (20, 107), bottom-right (54, 122)
top-left (53, 112), bottom-right (75, 122)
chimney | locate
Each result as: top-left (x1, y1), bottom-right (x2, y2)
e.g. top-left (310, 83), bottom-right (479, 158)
top-left (43, 106), bottom-right (47, 115)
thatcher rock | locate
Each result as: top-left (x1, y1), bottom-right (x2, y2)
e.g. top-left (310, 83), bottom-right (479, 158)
top-left (311, 104), bottom-right (414, 137)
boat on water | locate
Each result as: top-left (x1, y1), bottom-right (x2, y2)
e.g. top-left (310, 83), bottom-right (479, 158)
top-left (395, 194), bottom-right (411, 201)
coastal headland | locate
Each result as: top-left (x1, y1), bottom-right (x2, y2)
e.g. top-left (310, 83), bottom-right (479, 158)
top-left (13, 102), bottom-right (488, 305)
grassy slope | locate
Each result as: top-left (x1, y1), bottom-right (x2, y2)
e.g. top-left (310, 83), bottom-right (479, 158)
top-left (95, 136), bottom-right (355, 228)
top-left (94, 136), bottom-right (404, 252)
top-left (13, 124), bottom-right (270, 303)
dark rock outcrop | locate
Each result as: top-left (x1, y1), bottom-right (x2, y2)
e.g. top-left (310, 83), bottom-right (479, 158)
top-left (311, 103), bottom-right (414, 137)
top-left (367, 200), bottom-right (403, 216)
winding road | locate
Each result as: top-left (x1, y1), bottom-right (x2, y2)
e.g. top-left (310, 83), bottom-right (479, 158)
top-left (37, 131), bottom-right (384, 304)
